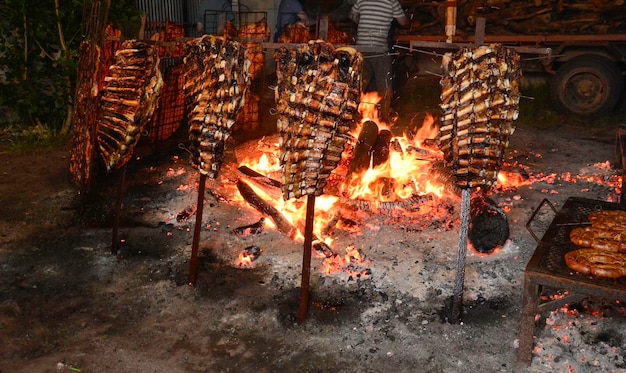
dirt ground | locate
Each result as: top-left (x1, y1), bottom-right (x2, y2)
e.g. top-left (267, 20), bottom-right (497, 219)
top-left (1, 78), bottom-right (626, 373)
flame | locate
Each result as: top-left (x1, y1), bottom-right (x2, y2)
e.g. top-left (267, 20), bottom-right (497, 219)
top-left (497, 170), bottom-right (530, 190)
top-left (322, 245), bottom-right (371, 276)
top-left (236, 251), bottom-right (254, 267)
top-left (343, 104), bottom-right (444, 201)
top-left (234, 91), bottom-right (537, 262)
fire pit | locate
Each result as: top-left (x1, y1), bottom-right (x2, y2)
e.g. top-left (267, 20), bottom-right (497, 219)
top-left (518, 196), bottom-right (626, 364)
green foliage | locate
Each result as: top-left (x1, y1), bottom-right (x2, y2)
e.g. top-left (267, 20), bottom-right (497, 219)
top-left (0, 0), bottom-right (141, 133)
top-left (0, 0), bottom-right (82, 131)
top-left (0, 123), bottom-right (69, 152)
top-left (517, 76), bottom-right (560, 129)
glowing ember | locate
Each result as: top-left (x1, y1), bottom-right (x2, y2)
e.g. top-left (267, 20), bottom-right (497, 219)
top-left (321, 245), bottom-right (371, 279)
top-left (235, 245), bottom-right (263, 268)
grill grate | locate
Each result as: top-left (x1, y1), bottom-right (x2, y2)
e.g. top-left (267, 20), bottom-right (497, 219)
top-left (533, 197), bottom-right (626, 285)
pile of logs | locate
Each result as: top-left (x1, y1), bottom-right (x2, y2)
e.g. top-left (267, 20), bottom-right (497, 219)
top-left (402, 0), bottom-right (626, 36)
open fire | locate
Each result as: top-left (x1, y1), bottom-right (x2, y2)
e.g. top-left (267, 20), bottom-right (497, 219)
top-left (237, 92), bottom-right (453, 240)
top-left (229, 92), bottom-right (464, 277)
top-left (169, 89), bottom-right (620, 275)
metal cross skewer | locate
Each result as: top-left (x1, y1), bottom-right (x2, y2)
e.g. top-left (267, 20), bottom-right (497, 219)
top-left (188, 173), bottom-right (207, 286)
top-left (298, 194), bottom-right (316, 321)
top-left (451, 187), bottom-right (471, 323)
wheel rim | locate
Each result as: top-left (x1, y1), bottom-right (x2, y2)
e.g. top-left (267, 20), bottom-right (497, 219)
top-left (563, 71), bottom-right (607, 112)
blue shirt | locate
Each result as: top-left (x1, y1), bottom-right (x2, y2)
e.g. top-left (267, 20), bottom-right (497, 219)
top-left (276, 0), bottom-right (304, 33)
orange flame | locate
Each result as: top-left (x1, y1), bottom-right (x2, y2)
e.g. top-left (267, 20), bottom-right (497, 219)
top-left (236, 251), bottom-right (254, 267)
top-left (322, 245), bottom-right (371, 276)
top-left (235, 92), bottom-right (527, 247)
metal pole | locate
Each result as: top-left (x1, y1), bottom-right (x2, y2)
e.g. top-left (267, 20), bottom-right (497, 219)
top-left (297, 194), bottom-right (316, 322)
top-left (451, 187), bottom-right (471, 323)
top-left (111, 164), bottom-right (127, 255)
top-left (188, 173), bottom-right (207, 286)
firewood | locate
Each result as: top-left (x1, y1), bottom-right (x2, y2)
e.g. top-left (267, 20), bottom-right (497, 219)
top-left (337, 193), bottom-right (435, 213)
top-left (372, 129), bottom-right (393, 168)
top-left (237, 165), bottom-right (282, 200)
top-left (347, 120), bottom-right (379, 177)
top-left (236, 179), bottom-right (297, 239)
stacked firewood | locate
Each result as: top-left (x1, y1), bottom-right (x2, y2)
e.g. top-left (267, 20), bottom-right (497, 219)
top-left (437, 43), bottom-right (520, 188)
top-left (274, 40), bottom-right (362, 199)
top-left (96, 40), bottom-right (163, 172)
top-left (401, 0), bottom-right (626, 35)
top-left (183, 35), bottom-right (251, 178)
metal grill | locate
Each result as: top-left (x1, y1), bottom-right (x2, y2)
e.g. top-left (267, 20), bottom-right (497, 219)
top-left (145, 57), bottom-right (186, 145)
top-left (518, 196), bottom-right (626, 365)
top-left (531, 197), bottom-right (626, 285)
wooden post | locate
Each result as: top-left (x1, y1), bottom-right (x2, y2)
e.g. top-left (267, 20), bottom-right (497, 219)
top-left (188, 173), bottom-right (207, 286)
top-left (297, 194), bottom-right (316, 322)
top-left (445, 0), bottom-right (457, 43)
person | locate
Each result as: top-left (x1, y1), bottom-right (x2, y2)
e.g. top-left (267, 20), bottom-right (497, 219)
top-left (196, 0), bottom-right (234, 35)
top-left (274, 0), bottom-right (310, 42)
top-left (350, 0), bottom-right (409, 123)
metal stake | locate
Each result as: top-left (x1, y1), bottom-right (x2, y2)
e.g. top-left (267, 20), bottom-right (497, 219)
top-left (451, 187), bottom-right (471, 323)
top-left (188, 173), bottom-right (207, 286)
top-left (298, 194), bottom-right (316, 322)
top-left (111, 164), bottom-right (128, 255)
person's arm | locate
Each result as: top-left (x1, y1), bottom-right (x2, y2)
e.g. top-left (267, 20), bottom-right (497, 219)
top-left (391, 0), bottom-right (409, 27)
top-left (396, 14), bottom-right (409, 28)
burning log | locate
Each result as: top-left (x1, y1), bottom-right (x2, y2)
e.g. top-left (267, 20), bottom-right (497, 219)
top-left (372, 129), bottom-right (393, 168)
top-left (469, 194), bottom-right (509, 254)
top-left (176, 204), bottom-right (197, 222)
top-left (237, 165), bottom-right (282, 200)
top-left (236, 179), bottom-right (297, 239)
top-left (347, 120), bottom-right (379, 177)
top-left (313, 241), bottom-right (336, 258)
top-left (338, 193), bottom-right (435, 213)
top-left (233, 217), bottom-right (265, 236)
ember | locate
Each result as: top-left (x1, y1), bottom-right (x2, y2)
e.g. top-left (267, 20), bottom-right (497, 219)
top-left (321, 245), bottom-right (371, 279)
top-left (236, 245), bottom-right (263, 268)
top-left (176, 204), bottom-right (197, 222)
top-left (233, 217), bottom-right (265, 236)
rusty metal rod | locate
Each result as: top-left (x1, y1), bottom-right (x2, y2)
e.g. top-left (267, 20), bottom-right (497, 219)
top-left (188, 173), bottom-right (207, 286)
top-left (298, 194), bottom-right (316, 322)
top-left (111, 164), bottom-right (127, 255)
top-left (451, 188), bottom-right (471, 323)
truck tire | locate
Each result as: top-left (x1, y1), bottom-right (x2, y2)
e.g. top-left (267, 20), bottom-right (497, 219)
top-left (549, 55), bottom-right (624, 117)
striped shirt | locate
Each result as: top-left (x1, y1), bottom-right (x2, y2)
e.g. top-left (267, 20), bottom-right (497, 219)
top-left (351, 0), bottom-right (405, 48)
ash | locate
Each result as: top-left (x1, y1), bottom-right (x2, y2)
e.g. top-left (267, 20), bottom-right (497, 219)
top-left (1, 99), bottom-right (625, 372)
